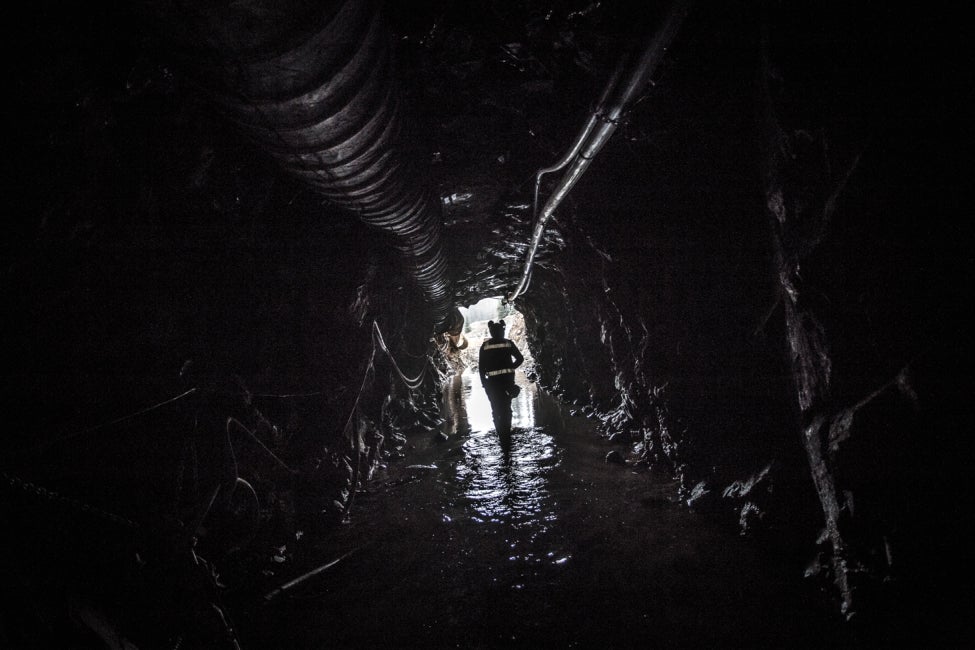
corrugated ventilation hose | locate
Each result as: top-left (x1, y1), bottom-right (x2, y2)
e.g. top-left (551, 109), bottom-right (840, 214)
top-left (172, 0), bottom-right (458, 331)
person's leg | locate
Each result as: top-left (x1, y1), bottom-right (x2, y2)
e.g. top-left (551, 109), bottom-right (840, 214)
top-left (484, 380), bottom-right (512, 439)
top-left (484, 381), bottom-right (500, 425)
top-left (494, 377), bottom-right (515, 440)
top-left (499, 377), bottom-right (513, 433)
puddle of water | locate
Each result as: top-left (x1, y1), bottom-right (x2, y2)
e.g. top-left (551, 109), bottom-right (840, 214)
top-left (243, 371), bottom-right (854, 649)
top-left (452, 371), bottom-right (555, 522)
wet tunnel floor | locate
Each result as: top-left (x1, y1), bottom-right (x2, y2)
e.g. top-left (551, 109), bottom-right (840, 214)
top-left (243, 372), bottom-right (856, 649)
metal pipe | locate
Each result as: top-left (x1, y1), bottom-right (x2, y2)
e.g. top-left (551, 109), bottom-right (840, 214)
top-left (530, 60), bottom-right (627, 220)
top-left (508, 0), bottom-right (693, 303)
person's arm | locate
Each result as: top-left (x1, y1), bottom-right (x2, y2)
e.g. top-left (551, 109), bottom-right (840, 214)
top-left (510, 340), bottom-right (524, 369)
top-left (479, 345), bottom-right (488, 383)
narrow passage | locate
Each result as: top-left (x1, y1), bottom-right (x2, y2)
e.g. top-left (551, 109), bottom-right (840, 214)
top-left (245, 372), bottom-right (854, 648)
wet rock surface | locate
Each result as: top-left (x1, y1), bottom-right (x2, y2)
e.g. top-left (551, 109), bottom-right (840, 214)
top-left (241, 374), bottom-right (855, 649)
top-left (3, 0), bottom-right (971, 645)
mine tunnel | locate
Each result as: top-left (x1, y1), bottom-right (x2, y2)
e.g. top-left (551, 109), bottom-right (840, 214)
top-left (2, 0), bottom-right (970, 648)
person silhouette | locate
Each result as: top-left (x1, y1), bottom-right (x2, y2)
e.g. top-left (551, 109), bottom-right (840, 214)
top-left (478, 319), bottom-right (524, 441)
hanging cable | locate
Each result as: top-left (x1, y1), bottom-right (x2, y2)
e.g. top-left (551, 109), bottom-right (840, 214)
top-left (371, 321), bottom-right (429, 390)
top-left (531, 59), bottom-right (627, 222)
top-left (8, 388), bottom-right (199, 462)
top-left (226, 418), bottom-right (297, 473)
top-left (336, 319), bottom-right (438, 519)
top-left (508, 0), bottom-right (693, 303)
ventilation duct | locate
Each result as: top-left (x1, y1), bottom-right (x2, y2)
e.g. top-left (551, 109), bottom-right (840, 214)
top-left (169, 0), bottom-right (458, 331)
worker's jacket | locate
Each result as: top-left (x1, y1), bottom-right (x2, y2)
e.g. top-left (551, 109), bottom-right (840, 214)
top-left (478, 337), bottom-right (524, 384)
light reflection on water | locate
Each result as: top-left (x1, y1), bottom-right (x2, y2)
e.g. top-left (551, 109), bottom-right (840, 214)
top-left (257, 365), bottom-right (853, 649)
top-left (450, 371), bottom-right (559, 522)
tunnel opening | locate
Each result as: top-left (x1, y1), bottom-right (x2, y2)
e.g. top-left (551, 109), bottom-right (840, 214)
top-left (456, 297), bottom-right (535, 375)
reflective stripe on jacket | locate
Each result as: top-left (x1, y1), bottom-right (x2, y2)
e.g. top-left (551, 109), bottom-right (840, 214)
top-left (482, 342), bottom-right (512, 350)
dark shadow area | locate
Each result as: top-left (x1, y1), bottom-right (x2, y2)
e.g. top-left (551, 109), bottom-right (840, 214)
top-left (3, 0), bottom-right (970, 647)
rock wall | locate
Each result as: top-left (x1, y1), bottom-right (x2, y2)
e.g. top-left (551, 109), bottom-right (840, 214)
top-left (3, 12), bottom-right (446, 640)
top-left (491, 1), bottom-right (970, 628)
top-left (4, 0), bottom-right (969, 641)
